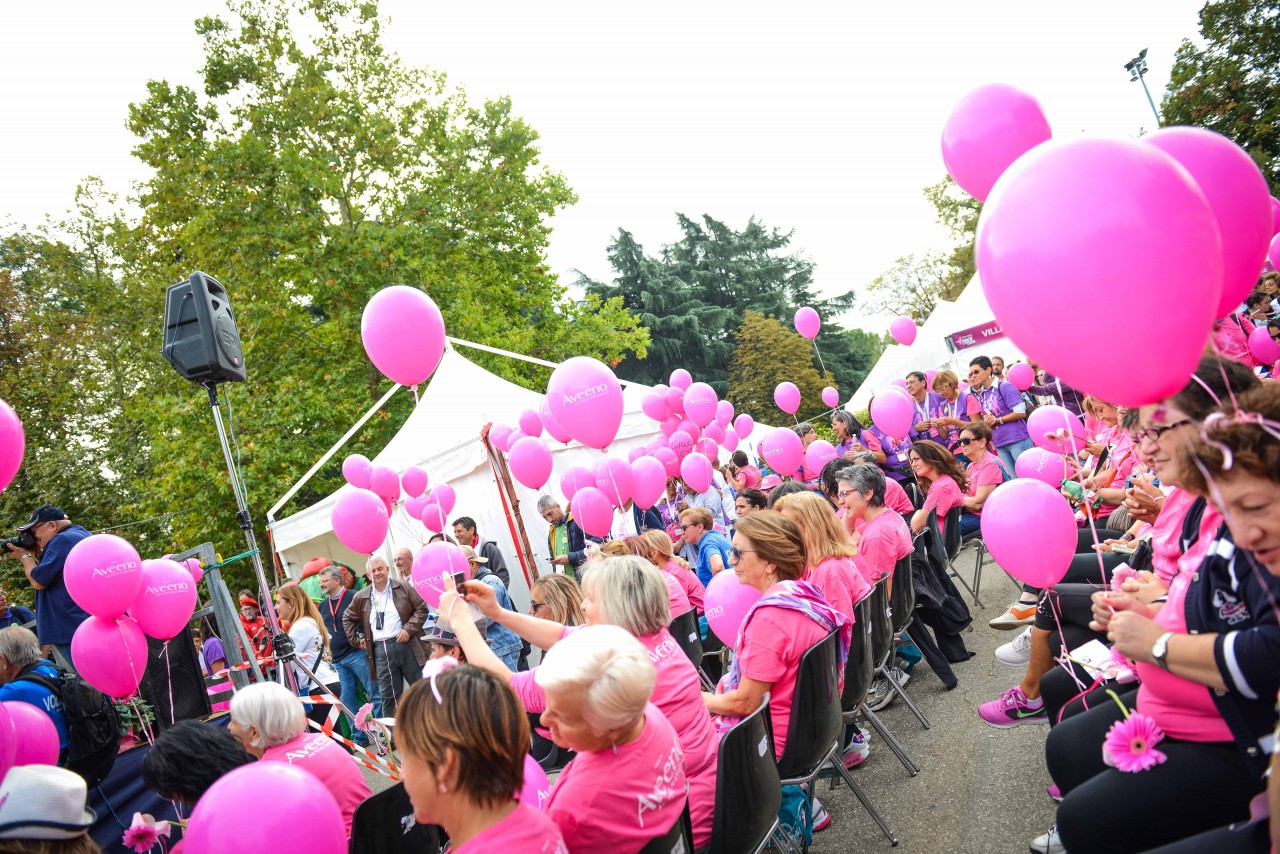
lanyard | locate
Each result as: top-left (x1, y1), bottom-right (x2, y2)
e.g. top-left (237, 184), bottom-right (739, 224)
top-left (326, 593), bottom-right (343, 624)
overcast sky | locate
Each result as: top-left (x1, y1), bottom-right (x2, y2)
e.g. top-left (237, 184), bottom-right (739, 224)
top-left (2, 0), bottom-right (1204, 324)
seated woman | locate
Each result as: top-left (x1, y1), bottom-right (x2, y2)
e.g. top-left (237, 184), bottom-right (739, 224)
top-left (639, 528), bottom-right (705, 614)
top-left (831, 409), bottom-right (865, 460)
top-left (228, 682), bottom-right (370, 835)
top-left (1061, 396), bottom-right (1139, 525)
top-left (527, 571), bottom-right (584, 630)
top-left (396, 661), bottom-right (565, 852)
top-left (907, 439), bottom-right (968, 537)
top-left (773, 491), bottom-right (871, 621)
top-left (840, 464), bottom-right (913, 585)
top-left (622, 535), bottom-right (694, 618)
top-left (537, 625), bottom-right (686, 853)
top-left (274, 584), bottom-right (342, 729)
top-left (439, 556), bottom-right (717, 850)
top-left (955, 422), bottom-right (1006, 537)
top-left (142, 719), bottom-right (254, 808)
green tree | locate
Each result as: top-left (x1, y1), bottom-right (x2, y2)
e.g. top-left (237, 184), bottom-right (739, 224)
top-left (862, 251), bottom-right (962, 322)
top-left (923, 175), bottom-right (983, 293)
top-left (1163, 0), bottom-right (1280, 189)
top-left (727, 311), bottom-right (833, 423)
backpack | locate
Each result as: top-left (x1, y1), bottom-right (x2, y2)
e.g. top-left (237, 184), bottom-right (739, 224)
top-left (16, 666), bottom-right (119, 787)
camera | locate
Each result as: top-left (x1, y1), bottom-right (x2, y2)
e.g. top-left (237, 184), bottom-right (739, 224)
top-left (1, 530), bottom-right (36, 554)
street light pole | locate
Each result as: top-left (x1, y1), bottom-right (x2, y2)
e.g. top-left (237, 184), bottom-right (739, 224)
top-left (1123, 48), bottom-right (1162, 128)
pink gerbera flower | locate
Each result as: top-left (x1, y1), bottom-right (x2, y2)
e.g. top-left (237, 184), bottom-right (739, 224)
top-left (1109, 565), bottom-right (1140, 591)
top-left (353, 702), bottom-right (376, 733)
top-left (122, 812), bottom-right (171, 853)
top-left (1102, 713), bottom-right (1167, 772)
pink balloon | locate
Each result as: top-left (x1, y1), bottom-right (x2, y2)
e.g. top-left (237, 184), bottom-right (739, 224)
top-left (64, 534), bottom-right (144, 621)
top-left (560, 466), bottom-right (594, 502)
top-left (508, 436), bottom-right (553, 489)
top-left (72, 616), bottom-right (148, 698)
top-left (722, 427), bottom-right (740, 453)
top-left (1249, 324), bottom-right (1280, 364)
top-left (330, 488), bottom-right (389, 553)
top-left (959, 382), bottom-right (969, 392)
top-left (683, 382), bottom-right (719, 428)
top-left (805, 440), bottom-right (838, 476)
top-left (704, 569), bottom-right (763, 645)
top-left (1272, 197), bottom-right (1280, 236)
top-left (941, 83), bottom-right (1052, 202)
top-left (821, 387), bottom-right (840, 409)
top-left (669, 430), bottom-right (694, 459)
top-left (1015, 447), bottom-right (1068, 486)
top-left (773, 382), bottom-right (801, 415)
top-left (420, 503), bottom-right (448, 534)
top-left (405, 495), bottom-right (428, 520)
top-left (185, 559), bottom-right (204, 585)
top-left (926, 370), bottom-right (938, 385)
top-left (758, 427), bottom-right (803, 478)
top-left (1007, 363), bottom-right (1035, 391)
top-left (546, 357), bottom-right (623, 450)
top-left (186, 762), bottom-right (346, 854)
top-left (677, 419), bottom-right (702, 442)
top-left (402, 465), bottom-right (428, 498)
top-left (869, 390), bottom-right (914, 440)
top-left (1143, 126), bottom-right (1273, 318)
top-left (653, 447), bottom-right (680, 478)
top-left (431, 483), bottom-right (457, 516)
top-left (1271, 233), bottom-right (1280, 271)
top-left (490, 424), bottom-right (514, 452)
top-left (653, 383), bottom-right (671, 399)
top-left (669, 369), bottom-right (692, 390)
top-left (1027, 405), bottom-right (1089, 456)
top-left (714, 400), bottom-right (735, 427)
top-left (703, 422), bottom-right (726, 444)
top-left (0, 704), bottom-right (13, 781)
top-left (593, 456), bottom-right (635, 508)
top-left (980, 480), bottom-right (1076, 588)
top-left (645, 438), bottom-right (668, 454)
top-left (570, 487), bottom-right (613, 539)
top-left (518, 753), bottom-right (552, 810)
top-left (507, 429), bottom-right (528, 448)
top-left (0, 399), bottom-right (24, 495)
top-left (129, 559), bottom-right (198, 640)
top-left (341, 454), bottom-right (372, 489)
top-left (361, 285), bottom-right (446, 386)
top-left (977, 138), bottom-right (1222, 408)
top-left (411, 542), bottom-right (469, 608)
top-left (659, 415), bottom-right (680, 437)
top-left (890, 378), bottom-right (907, 389)
top-left (641, 392), bottom-right (669, 422)
top-left (680, 452), bottom-right (713, 493)
top-left (627, 446), bottom-right (647, 464)
top-left (540, 399), bottom-right (572, 444)
top-left (889, 317), bottom-right (917, 346)
top-left (5, 702), bottom-right (58, 767)
top-left (631, 456), bottom-right (667, 509)
top-left (665, 387), bottom-right (686, 418)
top-left (694, 437), bottom-right (719, 459)
top-left (794, 306), bottom-right (821, 340)
top-left (733, 414), bottom-right (755, 440)
top-left (518, 409), bottom-right (543, 439)
top-left (370, 466), bottom-right (400, 500)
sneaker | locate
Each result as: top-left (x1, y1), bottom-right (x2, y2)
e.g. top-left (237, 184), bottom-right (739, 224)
top-left (869, 667), bottom-right (910, 711)
top-left (811, 797), bottom-right (831, 833)
top-left (844, 731), bottom-right (870, 768)
top-left (1047, 783), bottom-right (1063, 802)
top-left (995, 626), bottom-right (1034, 666)
top-left (989, 602), bottom-right (1037, 630)
top-left (1030, 824), bottom-right (1064, 854)
top-left (978, 685), bottom-right (1048, 728)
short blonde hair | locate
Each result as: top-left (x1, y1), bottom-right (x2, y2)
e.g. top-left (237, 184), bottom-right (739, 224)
top-left (773, 491), bottom-right (855, 563)
top-left (535, 625), bottom-right (655, 732)
top-left (597, 540), bottom-right (631, 559)
top-left (581, 556), bottom-right (671, 636)
top-left (679, 507), bottom-right (714, 530)
top-left (932, 369), bottom-right (959, 391)
top-left (229, 682), bottom-right (306, 749)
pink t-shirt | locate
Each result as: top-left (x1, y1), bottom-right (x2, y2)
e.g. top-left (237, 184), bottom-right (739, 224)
top-left (807, 556), bottom-right (871, 624)
top-left (663, 559), bottom-right (705, 613)
top-left (963, 452), bottom-right (1006, 515)
top-left (853, 510), bottom-right (913, 584)
top-left (456, 802), bottom-right (567, 853)
top-left (884, 478), bottom-right (915, 514)
top-left (735, 592), bottom-right (831, 757)
top-left (657, 569), bottom-right (693, 618)
top-left (546, 704), bottom-right (686, 854)
top-left (922, 476), bottom-right (964, 535)
top-left (262, 733), bottom-right (371, 835)
top-left (739, 465), bottom-right (762, 489)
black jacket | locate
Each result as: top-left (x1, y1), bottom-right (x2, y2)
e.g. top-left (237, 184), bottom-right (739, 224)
top-left (475, 538), bottom-right (510, 587)
top-left (630, 504), bottom-right (663, 534)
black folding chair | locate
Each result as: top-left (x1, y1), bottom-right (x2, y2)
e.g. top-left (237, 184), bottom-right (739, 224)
top-left (959, 523), bottom-right (992, 603)
top-left (708, 697), bottom-right (783, 854)
top-left (668, 610), bottom-right (714, 691)
top-left (638, 797), bottom-right (694, 854)
top-left (871, 568), bottom-right (930, 730)
top-left (927, 508), bottom-right (984, 609)
top-left (847, 591), bottom-right (919, 777)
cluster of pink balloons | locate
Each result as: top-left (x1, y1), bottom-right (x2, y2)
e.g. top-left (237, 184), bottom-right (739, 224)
top-left (0, 399), bottom-right (22, 495)
top-left (333, 457), bottom-right (458, 550)
top-left (361, 285), bottom-right (447, 387)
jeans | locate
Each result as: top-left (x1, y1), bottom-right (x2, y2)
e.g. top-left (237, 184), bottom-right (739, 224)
top-left (373, 639), bottom-right (421, 717)
top-left (958, 511), bottom-right (982, 537)
top-left (333, 648), bottom-right (380, 743)
top-left (994, 436), bottom-right (1035, 477)
top-left (50, 643), bottom-right (76, 673)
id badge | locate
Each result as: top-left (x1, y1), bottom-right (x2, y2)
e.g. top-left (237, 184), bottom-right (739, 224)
top-left (375, 611), bottom-right (385, 631)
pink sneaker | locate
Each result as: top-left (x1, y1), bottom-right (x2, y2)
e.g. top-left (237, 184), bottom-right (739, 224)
top-left (1047, 783), bottom-right (1063, 802)
top-left (978, 686), bottom-right (1048, 728)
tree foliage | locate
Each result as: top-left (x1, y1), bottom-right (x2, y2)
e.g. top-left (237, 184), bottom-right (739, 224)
top-left (728, 311), bottom-right (833, 423)
top-left (1163, 0), bottom-right (1280, 190)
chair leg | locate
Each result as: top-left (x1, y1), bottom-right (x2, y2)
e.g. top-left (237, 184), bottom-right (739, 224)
top-left (972, 541), bottom-right (985, 602)
top-left (876, 665), bottom-right (931, 730)
top-left (697, 668), bottom-right (716, 692)
top-left (831, 751), bottom-right (900, 846)
top-left (758, 820), bottom-right (790, 854)
top-left (947, 557), bottom-right (985, 610)
top-left (858, 706), bottom-right (920, 776)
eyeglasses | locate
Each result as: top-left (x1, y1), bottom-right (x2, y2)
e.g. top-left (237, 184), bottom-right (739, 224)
top-left (729, 547), bottom-right (756, 562)
top-left (958, 437), bottom-right (977, 446)
top-left (836, 489), bottom-right (855, 499)
top-left (967, 369), bottom-right (982, 377)
top-left (680, 523), bottom-right (699, 531)
top-left (1135, 419), bottom-right (1193, 443)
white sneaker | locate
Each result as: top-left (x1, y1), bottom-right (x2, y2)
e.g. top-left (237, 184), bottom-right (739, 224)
top-left (1030, 824), bottom-right (1064, 854)
top-left (996, 626), bottom-right (1034, 666)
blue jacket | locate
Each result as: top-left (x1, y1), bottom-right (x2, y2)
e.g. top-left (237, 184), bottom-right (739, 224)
top-left (4, 662), bottom-right (69, 751)
top-left (0, 606), bottom-right (36, 631)
top-left (476, 570), bottom-right (523, 671)
top-left (29, 525), bottom-right (91, 645)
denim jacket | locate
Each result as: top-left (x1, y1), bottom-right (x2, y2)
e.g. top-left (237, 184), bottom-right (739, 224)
top-left (476, 570), bottom-right (523, 671)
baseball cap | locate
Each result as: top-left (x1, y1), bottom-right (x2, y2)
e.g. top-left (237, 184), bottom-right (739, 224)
top-left (18, 506), bottom-right (67, 532)
top-left (457, 546), bottom-right (488, 564)
top-left (759, 475), bottom-right (783, 491)
top-left (422, 625), bottom-right (460, 647)
top-left (0, 765), bottom-right (96, 840)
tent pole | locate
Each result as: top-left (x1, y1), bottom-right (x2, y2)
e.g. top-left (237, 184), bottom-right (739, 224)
top-left (481, 426), bottom-right (539, 591)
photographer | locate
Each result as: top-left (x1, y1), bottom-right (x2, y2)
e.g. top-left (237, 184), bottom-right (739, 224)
top-left (2, 506), bottom-right (90, 671)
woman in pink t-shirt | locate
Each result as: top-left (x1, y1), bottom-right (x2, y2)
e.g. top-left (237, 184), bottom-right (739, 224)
top-left (726, 450), bottom-right (763, 491)
top-left (907, 440), bottom-right (969, 538)
top-left (956, 421), bottom-right (1007, 537)
top-left (638, 529), bottom-right (706, 614)
top-left (773, 490), bottom-right (872, 621)
top-left (840, 465), bottom-right (913, 585)
top-left (395, 660), bottom-right (566, 853)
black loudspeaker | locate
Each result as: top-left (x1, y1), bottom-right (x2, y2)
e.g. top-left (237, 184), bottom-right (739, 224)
top-left (139, 627), bottom-right (213, 734)
top-left (162, 271), bottom-right (247, 384)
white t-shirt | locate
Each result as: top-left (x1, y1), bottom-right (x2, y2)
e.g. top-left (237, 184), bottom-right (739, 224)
top-left (288, 616), bottom-right (337, 691)
top-left (610, 506), bottom-right (639, 541)
top-left (368, 584), bottom-right (403, 642)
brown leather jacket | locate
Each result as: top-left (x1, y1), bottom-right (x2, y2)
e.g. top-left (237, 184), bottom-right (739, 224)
top-left (342, 579), bottom-right (430, 679)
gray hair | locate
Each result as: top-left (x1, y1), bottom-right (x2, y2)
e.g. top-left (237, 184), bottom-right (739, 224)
top-left (0, 626), bottom-right (42, 670)
top-left (535, 625), bottom-right (655, 734)
top-left (832, 409), bottom-right (861, 436)
top-left (792, 422), bottom-right (815, 438)
top-left (229, 682), bottom-right (306, 748)
top-left (318, 566), bottom-right (343, 583)
top-left (536, 495), bottom-right (560, 514)
top-left (851, 450), bottom-right (877, 465)
top-left (366, 556), bottom-right (389, 571)
top-left (581, 556), bottom-right (670, 636)
top-left (838, 463), bottom-right (887, 508)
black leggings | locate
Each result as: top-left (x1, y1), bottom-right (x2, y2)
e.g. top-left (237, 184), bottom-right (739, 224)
top-left (1046, 691), bottom-right (1262, 853)
top-left (1142, 820), bottom-right (1269, 854)
top-left (1022, 531), bottom-right (1124, 596)
top-left (1034, 583), bottom-right (1108, 659)
top-left (1041, 664), bottom-right (1119, 728)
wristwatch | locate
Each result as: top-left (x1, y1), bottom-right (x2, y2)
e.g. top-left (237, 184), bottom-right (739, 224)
top-left (1152, 631), bottom-right (1174, 670)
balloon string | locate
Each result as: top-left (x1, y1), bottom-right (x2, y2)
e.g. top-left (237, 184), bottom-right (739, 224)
top-left (117, 620), bottom-right (151, 739)
top-left (161, 641), bottom-right (176, 726)
top-left (812, 340), bottom-right (828, 375)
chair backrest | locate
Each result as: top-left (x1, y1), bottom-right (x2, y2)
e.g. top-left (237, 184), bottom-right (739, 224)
top-left (943, 506), bottom-right (962, 559)
top-left (709, 697), bottom-right (783, 854)
top-left (775, 630), bottom-right (843, 781)
top-left (638, 797), bottom-right (694, 854)
top-left (868, 578), bottom-right (893, 668)
top-left (889, 552), bottom-right (916, 635)
top-left (841, 592), bottom-right (876, 712)
top-left (668, 610), bottom-right (703, 668)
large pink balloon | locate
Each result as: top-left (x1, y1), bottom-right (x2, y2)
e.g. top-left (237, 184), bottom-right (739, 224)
top-left (490, 424), bottom-right (514, 452)
top-left (402, 466), bottom-right (428, 498)
top-left (941, 83), bottom-right (1052, 202)
top-left (1014, 447), bottom-right (1067, 486)
top-left (361, 285), bottom-right (446, 387)
top-left (1270, 233), bottom-right (1280, 270)
top-left (411, 542), bottom-right (470, 607)
top-left (341, 454), bottom-right (372, 489)
top-left (546, 357), bottom-right (623, 450)
top-left (1249, 324), bottom-right (1280, 364)
top-left (627, 446), bottom-right (647, 464)
top-left (794, 307), bottom-right (821, 340)
top-left (669, 369), bottom-right (692, 390)
top-left (331, 488), bottom-right (389, 554)
top-left (669, 430), bottom-right (694, 459)
top-left (72, 616), bottom-right (148, 698)
top-left (0, 399), bottom-right (24, 495)
top-left (631, 456), bottom-right (667, 509)
top-left (1007, 363), bottom-right (1035, 391)
top-left (129, 559), bottom-right (199, 640)
top-left (560, 466), bottom-right (594, 502)
top-left (821, 387), bottom-right (840, 409)
top-left (978, 138), bottom-right (1222, 408)
top-left (733, 414), bottom-right (755, 440)
top-left (186, 763), bottom-right (346, 854)
top-left (664, 387), bottom-right (686, 418)
top-left (653, 447), bottom-right (680, 478)
top-left (540, 399), bottom-right (572, 444)
top-left (773, 382), bottom-right (801, 415)
top-left (518, 753), bottom-right (552, 810)
top-left (518, 409), bottom-right (543, 439)
top-left (659, 415), bottom-right (680, 437)
top-left (431, 483), bottom-right (457, 516)
top-left (694, 438), bottom-right (719, 461)
top-left (869, 390), bottom-right (914, 440)
top-left (1272, 197), bottom-right (1280, 236)
top-left (370, 466), bottom-right (400, 500)
top-left (641, 392), bottom-right (668, 422)
top-left (420, 502), bottom-right (448, 534)
top-left (65, 534), bottom-right (144, 621)
top-left (1143, 126), bottom-right (1273, 318)
top-left (570, 487), bottom-right (613, 539)
top-left (890, 378), bottom-right (908, 390)
top-left (508, 436), bottom-right (553, 489)
top-left (981, 480), bottom-right (1076, 589)
top-left (404, 495), bottom-right (429, 520)
top-left (0, 704), bottom-right (12, 781)
top-left (683, 382), bottom-right (719, 428)
top-left (715, 400), bottom-right (735, 427)
top-left (704, 421), bottom-right (726, 444)
top-left (889, 317), bottom-right (917, 346)
top-left (593, 456), bottom-right (634, 508)
top-left (722, 427), bottom-right (740, 453)
top-left (705, 569), bottom-right (763, 645)
top-left (680, 453), bottom-right (713, 493)
top-left (758, 427), bottom-right (803, 478)
top-left (1027, 405), bottom-right (1088, 456)
top-left (5, 701), bottom-right (59, 767)
top-left (805, 440), bottom-right (838, 476)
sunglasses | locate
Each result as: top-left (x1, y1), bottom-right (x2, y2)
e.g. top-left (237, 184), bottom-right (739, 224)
top-left (729, 546), bottom-right (756, 562)
top-left (529, 600), bottom-right (546, 611)
top-left (1135, 419), bottom-right (1192, 443)
top-left (680, 523), bottom-right (700, 531)
top-left (958, 437), bottom-right (978, 446)
top-left (967, 369), bottom-right (982, 377)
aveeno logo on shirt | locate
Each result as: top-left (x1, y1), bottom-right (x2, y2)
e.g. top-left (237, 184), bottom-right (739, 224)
top-left (561, 383), bottom-right (610, 407)
top-left (636, 744), bottom-right (685, 827)
top-left (648, 636), bottom-right (678, 664)
top-left (284, 735), bottom-right (330, 762)
top-left (92, 559), bottom-right (139, 578)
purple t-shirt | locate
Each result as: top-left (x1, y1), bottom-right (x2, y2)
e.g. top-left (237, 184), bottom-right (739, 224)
top-left (971, 381), bottom-right (1030, 448)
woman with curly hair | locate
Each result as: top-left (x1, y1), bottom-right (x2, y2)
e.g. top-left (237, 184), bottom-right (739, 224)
top-left (907, 439), bottom-right (969, 537)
